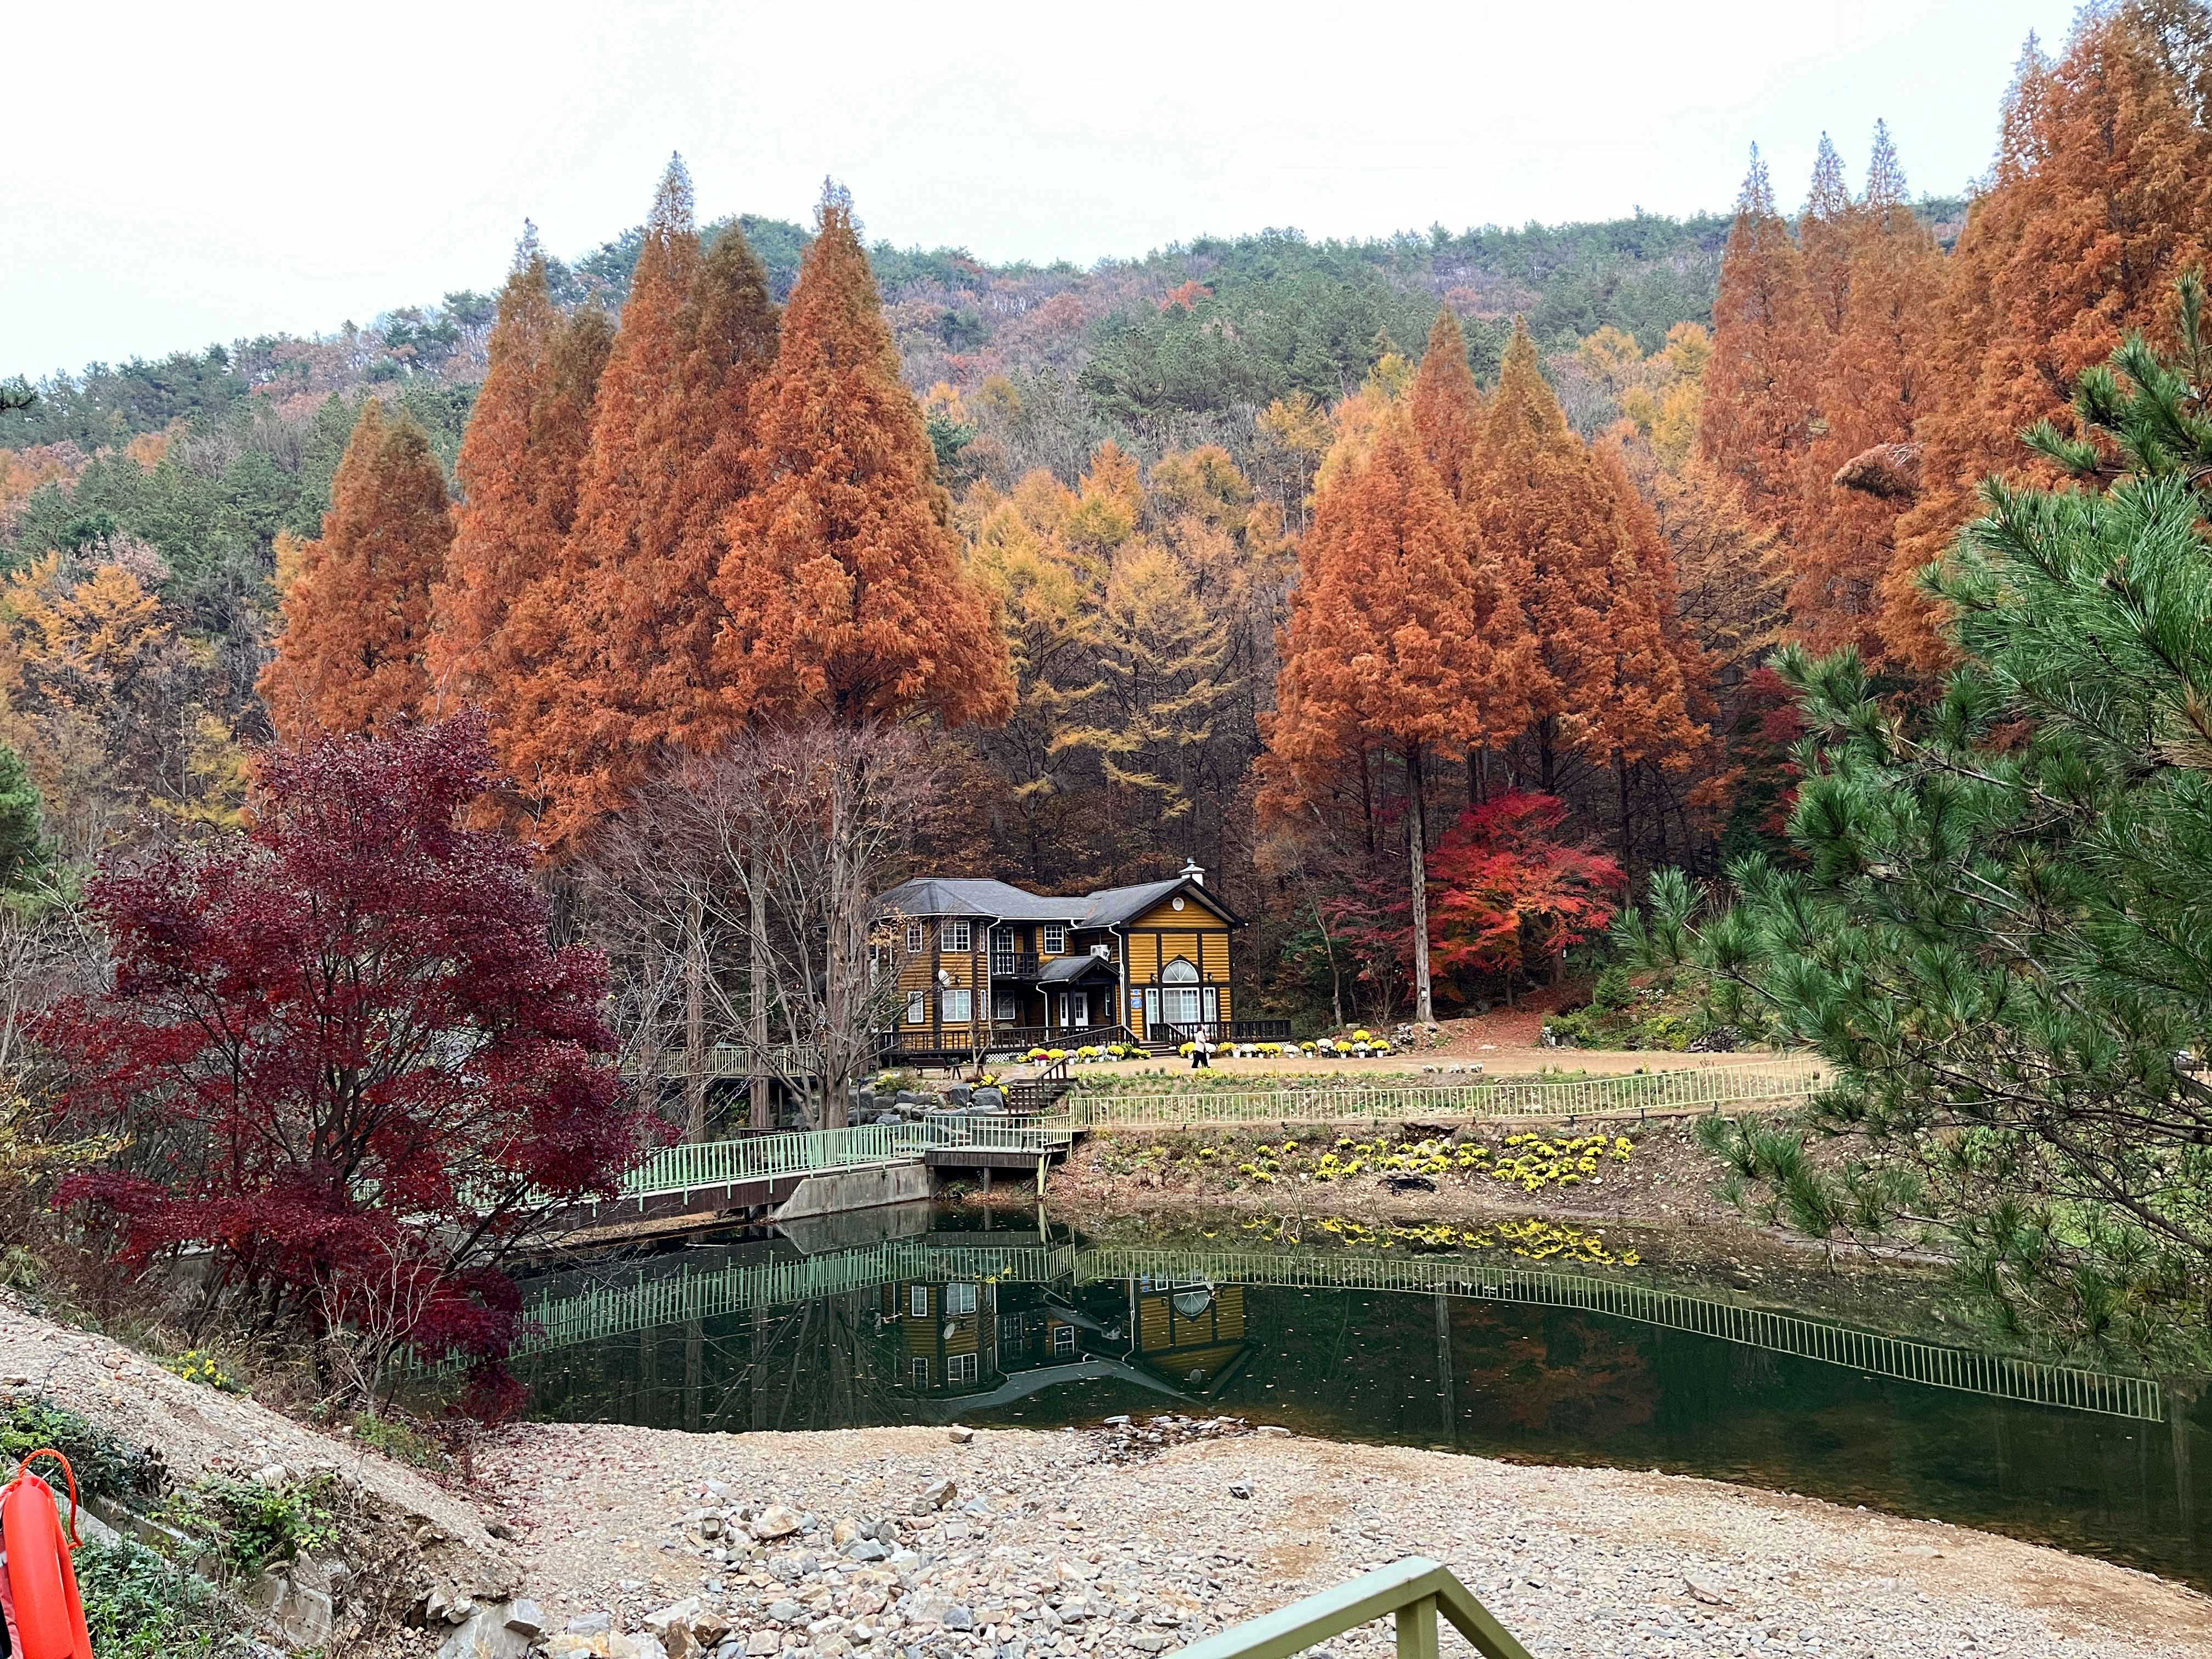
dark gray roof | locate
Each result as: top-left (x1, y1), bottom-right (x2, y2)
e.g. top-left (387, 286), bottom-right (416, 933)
top-left (1094, 876), bottom-right (1244, 927)
top-left (876, 877), bottom-right (1085, 924)
top-left (1039, 952), bottom-right (1119, 983)
top-left (878, 872), bottom-right (1244, 929)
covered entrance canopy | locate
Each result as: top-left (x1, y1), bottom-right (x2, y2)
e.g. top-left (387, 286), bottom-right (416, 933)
top-left (1039, 952), bottom-right (1118, 1032)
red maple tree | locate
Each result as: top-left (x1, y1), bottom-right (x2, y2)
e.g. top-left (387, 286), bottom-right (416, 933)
top-left (1321, 791), bottom-right (1623, 1011)
top-left (43, 719), bottom-right (648, 1389)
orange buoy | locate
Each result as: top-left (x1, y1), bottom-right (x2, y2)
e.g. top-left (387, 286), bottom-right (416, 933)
top-left (1, 1450), bottom-right (93, 1659)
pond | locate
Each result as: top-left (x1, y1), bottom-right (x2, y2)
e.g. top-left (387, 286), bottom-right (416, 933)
top-left (506, 1204), bottom-right (2210, 1589)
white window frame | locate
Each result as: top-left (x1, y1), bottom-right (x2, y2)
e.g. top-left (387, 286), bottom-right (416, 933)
top-left (906, 920), bottom-right (926, 954)
top-left (1051, 1324), bottom-right (1076, 1355)
top-left (1041, 923), bottom-right (1066, 955)
top-left (994, 993), bottom-right (1019, 1023)
top-left (940, 987), bottom-right (973, 1024)
top-left (910, 1284), bottom-right (928, 1318)
top-left (946, 1352), bottom-right (979, 1384)
top-left (943, 919), bottom-right (973, 953)
top-left (912, 1357), bottom-right (929, 1387)
top-left (905, 989), bottom-right (927, 1025)
top-left (945, 1283), bottom-right (978, 1316)
top-left (1161, 958), bottom-right (1202, 1025)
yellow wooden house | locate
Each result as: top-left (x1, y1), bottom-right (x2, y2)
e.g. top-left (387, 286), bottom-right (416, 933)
top-left (876, 862), bottom-right (1286, 1058)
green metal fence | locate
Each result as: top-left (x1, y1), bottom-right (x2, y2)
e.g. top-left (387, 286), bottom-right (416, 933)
top-left (495, 1234), bottom-right (2163, 1421)
top-left (612, 1064), bottom-right (1824, 1199)
top-left (1070, 1059), bottom-right (1829, 1129)
top-left (1086, 1245), bottom-right (2165, 1420)
top-left (505, 1240), bottom-right (1077, 1357)
top-left (618, 1115), bottom-right (1079, 1199)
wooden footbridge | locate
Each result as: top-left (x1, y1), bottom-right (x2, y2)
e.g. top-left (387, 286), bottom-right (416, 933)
top-left (501, 1232), bottom-right (2164, 1422)
top-left (571, 1060), bottom-right (1833, 1232)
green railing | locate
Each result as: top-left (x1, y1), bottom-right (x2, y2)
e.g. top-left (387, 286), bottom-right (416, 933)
top-left (613, 1065), bottom-right (1825, 1199)
top-left (1071, 1059), bottom-right (1828, 1128)
top-left (1088, 1245), bottom-right (2164, 1420)
top-left (498, 1235), bottom-right (2164, 1420)
top-left (623, 1042), bottom-right (827, 1080)
top-left (1179, 1558), bottom-right (1532, 1659)
top-left (617, 1116), bottom-right (1079, 1199)
top-left (503, 1240), bottom-right (1077, 1358)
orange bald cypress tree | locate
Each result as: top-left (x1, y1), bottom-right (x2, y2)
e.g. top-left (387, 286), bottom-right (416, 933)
top-left (597, 219), bottom-right (780, 758)
top-left (260, 398), bottom-right (452, 745)
top-left (1408, 309), bottom-right (1485, 501)
top-left (1884, 4), bottom-right (2212, 670)
top-left (1700, 145), bottom-right (1821, 541)
top-left (426, 232), bottom-right (611, 749)
top-left (1791, 122), bottom-right (1943, 657)
top-left (1464, 321), bottom-right (1627, 794)
top-left (713, 183), bottom-right (1012, 731)
top-left (504, 156), bottom-right (706, 844)
top-left (1266, 414), bottom-right (1521, 1024)
top-left (1800, 133), bottom-right (1855, 336)
top-left (1592, 437), bottom-right (1712, 858)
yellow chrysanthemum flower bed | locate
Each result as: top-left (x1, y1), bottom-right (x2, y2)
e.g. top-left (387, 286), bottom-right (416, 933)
top-left (1232, 1211), bottom-right (1638, 1265)
top-left (1119, 1128), bottom-right (1634, 1193)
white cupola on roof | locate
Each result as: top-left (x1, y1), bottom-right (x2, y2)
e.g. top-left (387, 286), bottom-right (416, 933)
top-left (1178, 858), bottom-right (1205, 888)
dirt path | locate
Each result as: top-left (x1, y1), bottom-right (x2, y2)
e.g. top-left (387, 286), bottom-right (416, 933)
top-left (474, 1420), bottom-right (2212, 1659)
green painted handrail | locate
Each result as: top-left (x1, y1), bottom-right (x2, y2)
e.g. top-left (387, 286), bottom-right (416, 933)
top-left (1177, 1558), bottom-right (1532, 1659)
top-left (1074, 1060), bottom-right (1827, 1128)
top-left (497, 1237), bottom-right (2166, 1419)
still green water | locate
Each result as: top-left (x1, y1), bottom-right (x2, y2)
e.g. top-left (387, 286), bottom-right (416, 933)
top-left (511, 1206), bottom-right (2209, 1589)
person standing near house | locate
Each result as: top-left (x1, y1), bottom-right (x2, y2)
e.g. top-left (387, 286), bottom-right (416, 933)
top-left (1190, 1032), bottom-right (1214, 1069)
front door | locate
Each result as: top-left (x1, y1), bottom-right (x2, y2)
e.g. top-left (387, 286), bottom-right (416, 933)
top-left (1142, 987), bottom-right (1161, 1037)
top-left (1057, 991), bottom-right (1090, 1029)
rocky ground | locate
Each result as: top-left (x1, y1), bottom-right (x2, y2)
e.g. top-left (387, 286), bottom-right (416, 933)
top-left (459, 1418), bottom-right (2212, 1659)
top-left (0, 1299), bottom-right (522, 1651)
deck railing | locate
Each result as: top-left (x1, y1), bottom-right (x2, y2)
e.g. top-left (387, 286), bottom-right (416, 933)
top-left (496, 1234), bottom-right (2166, 1421)
top-left (1071, 1060), bottom-right (1829, 1128)
top-left (1160, 1018), bottom-right (1297, 1046)
top-left (623, 1042), bottom-right (827, 1081)
top-left (1087, 1244), bottom-right (2166, 1420)
top-left (616, 1114), bottom-right (1079, 1199)
top-left (1177, 1558), bottom-right (1534, 1659)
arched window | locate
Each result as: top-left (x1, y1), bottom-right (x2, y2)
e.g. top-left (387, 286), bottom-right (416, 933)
top-left (1160, 957), bottom-right (1201, 1026)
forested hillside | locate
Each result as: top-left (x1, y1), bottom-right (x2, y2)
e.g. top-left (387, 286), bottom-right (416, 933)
top-left (0, 0), bottom-right (2162, 1047)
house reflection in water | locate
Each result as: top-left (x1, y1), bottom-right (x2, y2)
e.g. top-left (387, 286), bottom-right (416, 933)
top-left (883, 1261), bottom-right (1252, 1407)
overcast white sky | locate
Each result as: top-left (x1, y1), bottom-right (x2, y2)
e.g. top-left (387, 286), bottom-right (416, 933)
top-left (4, 0), bottom-right (2076, 379)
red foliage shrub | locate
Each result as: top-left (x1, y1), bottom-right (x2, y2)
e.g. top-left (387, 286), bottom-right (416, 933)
top-left (1323, 792), bottom-right (1625, 1011)
top-left (42, 717), bottom-right (651, 1379)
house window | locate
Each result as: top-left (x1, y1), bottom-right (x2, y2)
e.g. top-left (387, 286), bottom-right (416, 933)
top-left (905, 990), bottom-right (927, 1025)
top-left (998, 1313), bottom-right (1024, 1348)
top-left (910, 1284), bottom-right (928, 1318)
top-left (1161, 957), bottom-right (1202, 1025)
top-left (944, 920), bottom-right (972, 953)
top-left (994, 994), bottom-right (1019, 1023)
top-left (945, 1283), bottom-right (978, 1316)
top-left (940, 988), bottom-right (972, 1024)
top-left (1042, 924), bottom-right (1066, 955)
top-left (947, 1352), bottom-right (978, 1384)
top-left (1051, 1324), bottom-right (1076, 1355)
top-left (1203, 986), bottom-right (1218, 1022)
top-left (907, 921), bottom-right (926, 954)
top-left (912, 1357), bottom-right (929, 1387)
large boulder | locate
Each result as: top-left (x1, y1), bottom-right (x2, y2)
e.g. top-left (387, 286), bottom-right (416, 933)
top-left (437, 1599), bottom-right (539, 1659)
top-left (971, 1085), bottom-right (1006, 1111)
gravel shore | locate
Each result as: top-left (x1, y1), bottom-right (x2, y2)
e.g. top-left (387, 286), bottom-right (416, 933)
top-left (465, 1417), bottom-right (2210, 1659)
